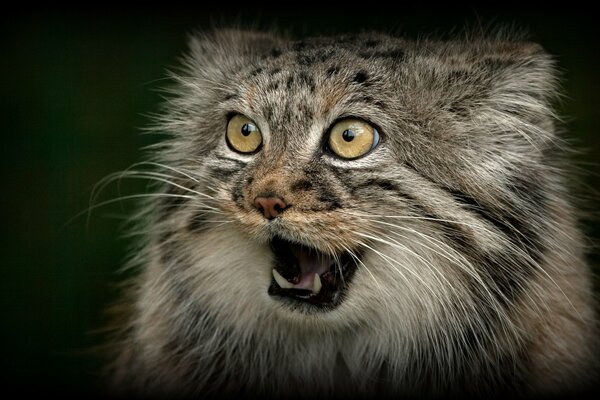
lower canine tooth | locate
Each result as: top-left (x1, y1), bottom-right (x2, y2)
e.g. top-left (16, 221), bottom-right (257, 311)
top-left (272, 269), bottom-right (294, 289)
top-left (312, 273), bottom-right (322, 294)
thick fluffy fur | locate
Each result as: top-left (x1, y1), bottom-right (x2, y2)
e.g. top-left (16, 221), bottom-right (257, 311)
top-left (108, 30), bottom-right (598, 398)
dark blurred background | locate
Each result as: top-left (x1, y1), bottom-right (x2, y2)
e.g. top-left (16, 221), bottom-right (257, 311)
top-left (2, 7), bottom-right (598, 393)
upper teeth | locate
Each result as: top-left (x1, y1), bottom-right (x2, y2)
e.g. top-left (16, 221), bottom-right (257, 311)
top-left (271, 269), bottom-right (323, 295)
top-left (312, 273), bottom-right (322, 294)
top-left (272, 269), bottom-right (294, 289)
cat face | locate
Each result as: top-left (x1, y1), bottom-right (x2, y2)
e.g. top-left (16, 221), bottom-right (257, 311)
top-left (155, 30), bottom-right (555, 324)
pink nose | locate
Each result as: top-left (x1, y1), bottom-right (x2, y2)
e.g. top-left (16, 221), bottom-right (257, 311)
top-left (253, 196), bottom-right (288, 220)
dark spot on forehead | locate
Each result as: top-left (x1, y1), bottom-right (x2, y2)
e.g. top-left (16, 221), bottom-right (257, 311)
top-left (315, 49), bottom-right (335, 63)
top-left (264, 104), bottom-right (274, 120)
top-left (448, 104), bottom-right (470, 117)
top-left (270, 67), bottom-right (282, 75)
top-left (266, 80), bottom-right (281, 91)
top-left (223, 92), bottom-right (237, 101)
top-left (297, 70), bottom-right (315, 92)
top-left (297, 53), bottom-right (315, 66)
top-left (353, 71), bottom-right (368, 84)
top-left (286, 75), bottom-right (295, 89)
top-left (360, 95), bottom-right (374, 103)
top-left (326, 66), bottom-right (340, 77)
top-left (365, 39), bottom-right (380, 47)
top-left (250, 67), bottom-right (264, 77)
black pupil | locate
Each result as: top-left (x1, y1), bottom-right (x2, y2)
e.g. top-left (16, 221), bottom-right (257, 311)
top-left (342, 129), bottom-right (355, 142)
top-left (241, 123), bottom-right (254, 137)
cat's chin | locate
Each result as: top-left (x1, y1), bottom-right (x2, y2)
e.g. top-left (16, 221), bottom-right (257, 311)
top-left (267, 235), bottom-right (359, 311)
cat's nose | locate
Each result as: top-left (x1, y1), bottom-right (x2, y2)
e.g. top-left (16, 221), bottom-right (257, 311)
top-left (254, 196), bottom-right (289, 220)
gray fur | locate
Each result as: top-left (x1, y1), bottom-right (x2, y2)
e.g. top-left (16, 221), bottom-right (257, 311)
top-left (107, 29), bottom-right (598, 398)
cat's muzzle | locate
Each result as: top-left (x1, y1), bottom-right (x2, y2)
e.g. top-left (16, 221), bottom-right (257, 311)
top-left (267, 236), bottom-right (359, 309)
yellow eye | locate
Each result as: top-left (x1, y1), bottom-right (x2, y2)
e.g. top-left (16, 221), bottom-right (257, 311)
top-left (328, 119), bottom-right (379, 159)
top-left (226, 114), bottom-right (263, 154)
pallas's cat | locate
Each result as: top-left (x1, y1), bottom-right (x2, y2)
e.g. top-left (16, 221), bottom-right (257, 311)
top-left (107, 30), bottom-right (598, 398)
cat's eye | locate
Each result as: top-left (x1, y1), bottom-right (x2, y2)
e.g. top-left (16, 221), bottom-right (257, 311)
top-left (226, 114), bottom-right (263, 154)
top-left (327, 119), bottom-right (379, 159)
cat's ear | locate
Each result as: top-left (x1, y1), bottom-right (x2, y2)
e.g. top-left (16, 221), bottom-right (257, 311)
top-left (185, 29), bottom-right (283, 76)
top-left (471, 40), bottom-right (560, 143)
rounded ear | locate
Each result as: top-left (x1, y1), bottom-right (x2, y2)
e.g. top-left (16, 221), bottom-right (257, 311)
top-left (426, 38), bottom-right (560, 148)
top-left (473, 41), bottom-right (560, 144)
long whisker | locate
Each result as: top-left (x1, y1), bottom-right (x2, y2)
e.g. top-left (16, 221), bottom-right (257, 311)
top-left (95, 171), bottom-right (219, 204)
top-left (349, 216), bottom-right (513, 326)
top-left (65, 193), bottom-right (202, 230)
top-left (351, 232), bottom-right (444, 303)
top-left (90, 161), bottom-right (202, 208)
top-left (366, 219), bottom-right (473, 269)
top-left (352, 214), bottom-right (565, 328)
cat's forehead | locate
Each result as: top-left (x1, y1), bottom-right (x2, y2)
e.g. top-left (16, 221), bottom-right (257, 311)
top-left (223, 32), bottom-right (538, 126)
top-left (230, 35), bottom-right (401, 135)
top-left (239, 33), bottom-right (404, 89)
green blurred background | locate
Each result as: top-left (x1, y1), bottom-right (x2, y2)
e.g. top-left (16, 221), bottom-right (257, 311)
top-left (2, 7), bottom-right (598, 393)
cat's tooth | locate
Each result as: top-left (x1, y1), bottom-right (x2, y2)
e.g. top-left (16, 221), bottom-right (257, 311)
top-left (272, 269), bottom-right (294, 289)
top-left (312, 273), bottom-right (322, 294)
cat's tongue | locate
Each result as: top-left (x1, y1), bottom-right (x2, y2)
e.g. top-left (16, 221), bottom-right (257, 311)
top-left (271, 241), bottom-right (333, 294)
top-left (290, 245), bottom-right (333, 289)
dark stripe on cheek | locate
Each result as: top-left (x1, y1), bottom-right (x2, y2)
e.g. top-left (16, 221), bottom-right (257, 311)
top-left (404, 161), bottom-right (544, 262)
top-left (446, 187), bottom-right (543, 263)
top-left (316, 188), bottom-right (343, 210)
top-left (231, 174), bottom-right (254, 209)
top-left (232, 183), bottom-right (244, 205)
top-left (290, 179), bottom-right (313, 192)
top-left (208, 166), bottom-right (241, 176)
top-left (303, 163), bottom-right (343, 210)
top-left (437, 210), bottom-right (532, 307)
top-left (348, 178), bottom-right (408, 199)
top-left (396, 189), bottom-right (529, 306)
top-left (480, 252), bottom-right (531, 306)
top-left (428, 212), bottom-right (530, 307)
top-left (223, 92), bottom-right (238, 101)
top-left (365, 179), bottom-right (400, 192)
top-left (214, 156), bottom-right (248, 169)
top-left (511, 173), bottom-right (546, 216)
top-left (447, 188), bottom-right (515, 236)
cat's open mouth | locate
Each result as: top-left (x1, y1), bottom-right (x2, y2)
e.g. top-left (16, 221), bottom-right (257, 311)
top-left (267, 236), bottom-right (359, 309)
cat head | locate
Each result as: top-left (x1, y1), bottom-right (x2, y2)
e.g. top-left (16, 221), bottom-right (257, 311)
top-left (151, 29), bottom-right (559, 328)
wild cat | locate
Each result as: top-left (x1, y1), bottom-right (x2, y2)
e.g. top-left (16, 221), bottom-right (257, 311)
top-left (106, 29), bottom-right (598, 398)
